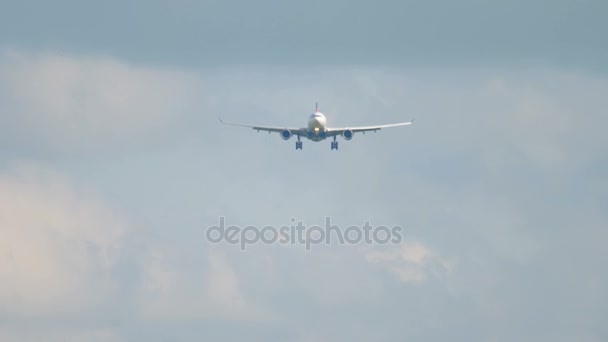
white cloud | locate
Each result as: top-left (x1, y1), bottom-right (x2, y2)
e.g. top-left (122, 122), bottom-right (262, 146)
top-left (136, 246), bottom-right (272, 323)
top-left (363, 241), bottom-right (453, 284)
top-left (0, 50), bottom-right (201, 155)
top-left (0, 49), bottom-right (606, 340)
top-left (0, 163), bottom-right (127, 316)
top-left (471, 72), bottom-right (606, 171)
top-left (206, 250), bottom-right (248, 314)
top-left (1, 49), bottom-right (606, 173)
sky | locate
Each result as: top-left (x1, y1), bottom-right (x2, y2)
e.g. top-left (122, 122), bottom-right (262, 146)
top-left (0, 1), bottom-right (607, 341)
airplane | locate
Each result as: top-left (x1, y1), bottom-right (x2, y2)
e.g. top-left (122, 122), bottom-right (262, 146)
top-left (218, 102), bottom-right (414, 150)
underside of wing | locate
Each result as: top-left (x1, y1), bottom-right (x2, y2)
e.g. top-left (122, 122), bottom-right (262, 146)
top-left (218, 118), bottom-right (304, 135)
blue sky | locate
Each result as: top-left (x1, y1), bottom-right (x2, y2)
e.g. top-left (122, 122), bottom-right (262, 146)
top-left (0, 1), bottom-right (607, 341)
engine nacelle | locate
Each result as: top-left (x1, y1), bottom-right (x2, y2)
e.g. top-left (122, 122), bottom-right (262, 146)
top-left (342, 129), bottom-right (353, 140)
top-left (281, 129), bottom-right (292, 140)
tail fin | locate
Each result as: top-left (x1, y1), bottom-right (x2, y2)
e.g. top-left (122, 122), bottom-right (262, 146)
top-left (315, 102), bottom-right (319, 112)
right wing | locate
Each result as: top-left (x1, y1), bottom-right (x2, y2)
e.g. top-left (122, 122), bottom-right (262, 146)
top-left (218, 118), bottom-right (305, 135)
top-left (326, 119), bottom-right (415, 136)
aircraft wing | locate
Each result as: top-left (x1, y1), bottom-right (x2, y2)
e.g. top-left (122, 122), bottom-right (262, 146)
top-left (326, 119), bottom-right (415, 136)
top-left (218, 118), bottom-right (305, 135)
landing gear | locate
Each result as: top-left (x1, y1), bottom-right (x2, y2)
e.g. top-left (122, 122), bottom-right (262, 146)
top-left (331, 136), bottom-right (338, 150)
top-left (295, 136), bottom-right (302, 150)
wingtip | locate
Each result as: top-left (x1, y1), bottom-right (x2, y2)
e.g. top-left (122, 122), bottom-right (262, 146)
top-left (218, 117), bottom-right (224, 124)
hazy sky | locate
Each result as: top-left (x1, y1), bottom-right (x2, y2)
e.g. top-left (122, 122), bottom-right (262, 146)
top-left (0, 1), bottom-right (607, 341)
top-left (1, 0), bottom-right (607, 69)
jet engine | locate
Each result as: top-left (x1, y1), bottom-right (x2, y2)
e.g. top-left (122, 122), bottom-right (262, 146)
top-left (342, 129), bottom-right (353, 140)
top-left (281, 129), bottom-right (292, 140)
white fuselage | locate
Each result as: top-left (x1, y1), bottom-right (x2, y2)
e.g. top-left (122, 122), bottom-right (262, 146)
top-left (307, 112), bottom-right (327, 141)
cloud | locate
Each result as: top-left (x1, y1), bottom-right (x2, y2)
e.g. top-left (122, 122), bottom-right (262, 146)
top-left (1, 49), bottom-right (606, 173)
top-left (0, 50), bottom-right (201, 157)
top-left (136, 245), bottom-right (273, 324)
top-left (0, 163), bottom-right (127, 316)
top-left (363, 242), bottom-right (453, 284)
top-left (0, 48), bottom-right (606, 341)
top-left (206, 250), bottom-right (248, 314)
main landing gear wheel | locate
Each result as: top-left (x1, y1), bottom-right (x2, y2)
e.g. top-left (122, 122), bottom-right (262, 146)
top-left (330, 135), bottom-right (339, 150)
top-left (296, 141), bottom-right (303, 150)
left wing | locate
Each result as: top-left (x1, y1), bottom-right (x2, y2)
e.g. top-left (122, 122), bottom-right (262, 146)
top-left (218, 118), bottom-right (305, 135)
top-left (326, 119), bottom-right (415, 136)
